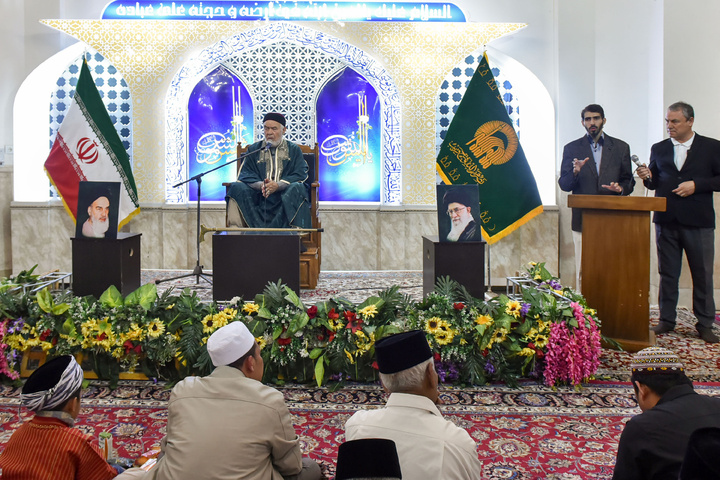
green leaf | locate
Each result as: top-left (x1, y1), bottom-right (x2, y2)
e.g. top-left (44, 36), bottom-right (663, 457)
top-left (99, 285), bottom-right (123, 308)
top-left (257, 307), bottom-right (273, 320)
top-left (272, 325), bottom-right (284, 340)
top-left (51, 303), bottom-right (70, 316)
top-left (124, 283), bottom-right (158, 311)
top-left (284, 286), bottom-right (304, 309)
top-left (36, 288), bottom-right (53, 313)
top-left (309, 348), bottom-right (324, 360)
top-left (314, 354), bottom-right (325, 387)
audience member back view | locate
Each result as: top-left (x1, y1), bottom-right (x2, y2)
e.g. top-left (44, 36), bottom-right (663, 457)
top-left (344, 330), bottom-right (481, 479)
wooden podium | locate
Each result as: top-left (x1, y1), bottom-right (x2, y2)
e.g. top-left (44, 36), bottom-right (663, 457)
top-left (568, 195), bottom-right (666, 351)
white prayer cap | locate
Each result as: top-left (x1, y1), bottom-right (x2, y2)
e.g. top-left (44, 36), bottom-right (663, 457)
top-left (207, 321), bottom-right (255, 367)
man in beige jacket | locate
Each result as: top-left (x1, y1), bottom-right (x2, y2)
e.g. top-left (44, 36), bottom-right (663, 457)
top-left (121, 321), bottom-right (321, 480)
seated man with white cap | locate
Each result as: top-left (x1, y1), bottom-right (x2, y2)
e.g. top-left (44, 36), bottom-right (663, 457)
top-left (142, 321), bottom-right (321, 480)
top-left (0, 355), bottom-right (120, 479)
top-left (612, 346), bottom-right (720, 480)
top-left (344, 330), bottom-right (481, 479)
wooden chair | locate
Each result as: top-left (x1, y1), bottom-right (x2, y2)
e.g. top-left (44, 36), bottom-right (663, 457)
top-left (223, 143), bottom-right (321, 289)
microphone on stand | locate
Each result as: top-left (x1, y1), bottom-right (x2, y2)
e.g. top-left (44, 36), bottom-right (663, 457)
top-left (263, 142), bottom-right (271, 227)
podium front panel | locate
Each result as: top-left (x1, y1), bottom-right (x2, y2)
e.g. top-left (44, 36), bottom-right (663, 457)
top-left (422, 235), bottom-right (485, 298)
top-left (213, 233), bottom-right (300, 301)
top-left (72, 232), bottom-right (141, 298)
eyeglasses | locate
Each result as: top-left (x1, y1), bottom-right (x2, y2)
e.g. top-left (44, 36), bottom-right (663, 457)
top-left (446, 206), bottom-right (468, 216)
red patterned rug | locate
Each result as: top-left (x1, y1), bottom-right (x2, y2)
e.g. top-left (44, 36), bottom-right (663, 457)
top-left (2, 381), bottom-right (719, 479)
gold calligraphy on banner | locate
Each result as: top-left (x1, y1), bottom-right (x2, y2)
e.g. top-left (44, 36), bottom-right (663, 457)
top-left (447, 141), bottom-right (487, 184)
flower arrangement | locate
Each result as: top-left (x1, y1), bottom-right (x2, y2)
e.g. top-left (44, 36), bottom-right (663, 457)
top-left (0, 262), bottom-right (603, 389)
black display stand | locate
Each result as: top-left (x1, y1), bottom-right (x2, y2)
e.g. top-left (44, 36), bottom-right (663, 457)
top-left (72, 232), bottom-right (141, 298)
top-left (213, 233), bottom-right (300, 301)
top-left (422, 235), bottom-right (486, 298)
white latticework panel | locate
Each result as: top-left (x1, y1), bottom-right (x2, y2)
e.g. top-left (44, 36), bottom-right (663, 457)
top-left (223, 40), bottom-right (346, 146)
top-left (435, 52), bottom-right (520, 154)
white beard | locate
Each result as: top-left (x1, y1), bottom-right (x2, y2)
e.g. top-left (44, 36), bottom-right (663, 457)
top-left (90, 219), bottom-right (109, 237)
top-left (447, 215), bottom-right (472, 242)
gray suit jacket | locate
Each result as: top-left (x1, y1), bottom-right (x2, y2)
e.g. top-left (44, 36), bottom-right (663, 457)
top-left (558, 133), bottom-right (635, 231)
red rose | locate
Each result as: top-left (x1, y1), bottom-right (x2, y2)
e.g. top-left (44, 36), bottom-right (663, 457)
top-left (328, 308), bottom-right (339, 320)
top-left (433, 353), bottom-right (441, 362)
top-left (453, 302), bottom-right (465, 310)
top-left (371, 361), bottom-right (379, 370)
top-left (307, 305), bottom-right (318, 319)
top-left (528, 342), bottom-right (535, 350)
top-left (277, 337), bottom-right (292, 346)
top-left (482, 349), bottom-right (489, 357)
top-left (39, 329), bottom-right (52, 341)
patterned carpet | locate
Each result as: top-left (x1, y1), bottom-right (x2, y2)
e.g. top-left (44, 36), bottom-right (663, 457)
top-left (2, 271), bottom-right (719, 479)
top-left (2, 380), bottom-right (719, 479)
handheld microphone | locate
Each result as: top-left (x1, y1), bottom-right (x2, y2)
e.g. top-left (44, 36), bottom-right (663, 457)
top-left (631, 155), bottom-right (643, 167)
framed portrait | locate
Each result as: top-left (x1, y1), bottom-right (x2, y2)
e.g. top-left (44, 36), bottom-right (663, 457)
top-left (436, 184), bottom-right (482, 243)
top-left (75, 181), bottom-right (121, 240)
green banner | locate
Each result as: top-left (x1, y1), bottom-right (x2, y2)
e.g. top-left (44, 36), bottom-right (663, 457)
top-left (436, 52), bottom-right (542, 244)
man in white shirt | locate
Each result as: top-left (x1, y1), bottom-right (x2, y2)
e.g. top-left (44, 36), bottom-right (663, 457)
top-left (637, 102), bottom-right (720, 343)
top-left (344, 330), bottom-right (482, 479)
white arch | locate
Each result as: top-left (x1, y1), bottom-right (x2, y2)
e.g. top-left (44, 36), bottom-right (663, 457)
top-left (13, 42), bottom-right (86, 202)
top-left (164, 22), bottom-right (402, 204)
top-left (487, 46), bottom-right (556, 206)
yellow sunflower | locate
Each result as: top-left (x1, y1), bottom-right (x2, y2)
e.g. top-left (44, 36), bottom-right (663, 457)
top-left (534, 334), bottom-right (549, 348)
top-left (358, 304), bottom-right (378, 319)
top-left (505, 301), bottom-right (522, 318)
top-left (255, 336), bottom-right (267, 350)
top-left (242, 303), bottom-right (260, 314)
top-left (475, 315), bottom-right (494, 326)
top-left (201, 314), bottom-right (218, 334)
top-left (425, 316), bottom-right (443, 334)
top-left (328, 317), bottom-right (344, 331)
top-left (147, 319), bottom-right (165, 338)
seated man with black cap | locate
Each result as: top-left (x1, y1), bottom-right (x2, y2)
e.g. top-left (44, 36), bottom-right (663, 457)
top-left (344, 330), bottom-right (482, 479)
top-left (335, 438), bottom-right (402, 480)
top-left (612, 347), bottom-right (720, 480)
top-left (0, 355), bottom-right (120, 479)
top-left (226, 112), bottom-right (312, 229)
top-left (141, 320), bottom-right (321, 480)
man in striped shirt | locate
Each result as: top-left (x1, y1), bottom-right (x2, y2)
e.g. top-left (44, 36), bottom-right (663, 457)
top-left (0, 355), bottom-right (119, 480)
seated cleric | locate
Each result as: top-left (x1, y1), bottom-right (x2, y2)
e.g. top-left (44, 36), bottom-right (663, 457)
top-left (225, 112), bottom-right (312, 229)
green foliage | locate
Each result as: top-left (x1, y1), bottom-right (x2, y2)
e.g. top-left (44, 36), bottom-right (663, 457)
top-left (0, 261), bottom-right (603, 389)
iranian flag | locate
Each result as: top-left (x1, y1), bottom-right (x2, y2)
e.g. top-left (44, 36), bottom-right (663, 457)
top-left (44, 58), bottom-right (139, 228)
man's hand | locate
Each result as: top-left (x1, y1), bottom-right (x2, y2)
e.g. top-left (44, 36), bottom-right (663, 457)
top-left (673, 181), bottom-right (695, 197)
top-left (572, 157), bottom-right (589, 174)
top-left (636, 165), bottom-right (652, 181)
top-left (601, 182), bottom-right (623, 194)
top-left (262, 179), bottom-right (279, 198)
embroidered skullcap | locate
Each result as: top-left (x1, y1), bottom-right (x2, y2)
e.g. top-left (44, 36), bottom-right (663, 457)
top-left (335, 439), bottom-right (402, 479)
top-left (375, 330), bottom-right (432, 374)
top-left (207, 321), bottom-right (255, 367)
top-left (21, 355), bottom-right (83, 412)
top-left (263, 112), bottom-right (286, 127)
top-left (679, 427), bottom-right (720, 479)
top-left (630, 346), bottom-right (684, 374)
top-left (442, 187), bottom-right (472, 209)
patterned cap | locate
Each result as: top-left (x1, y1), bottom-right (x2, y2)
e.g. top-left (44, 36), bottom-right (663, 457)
top-left (630, 347), bottom-right (684, 374)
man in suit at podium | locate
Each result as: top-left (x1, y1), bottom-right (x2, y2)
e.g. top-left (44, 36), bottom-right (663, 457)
top-left (559, 104), bottom-right (635, 290)
top-left (636, 102), bottom-right (720, 343)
